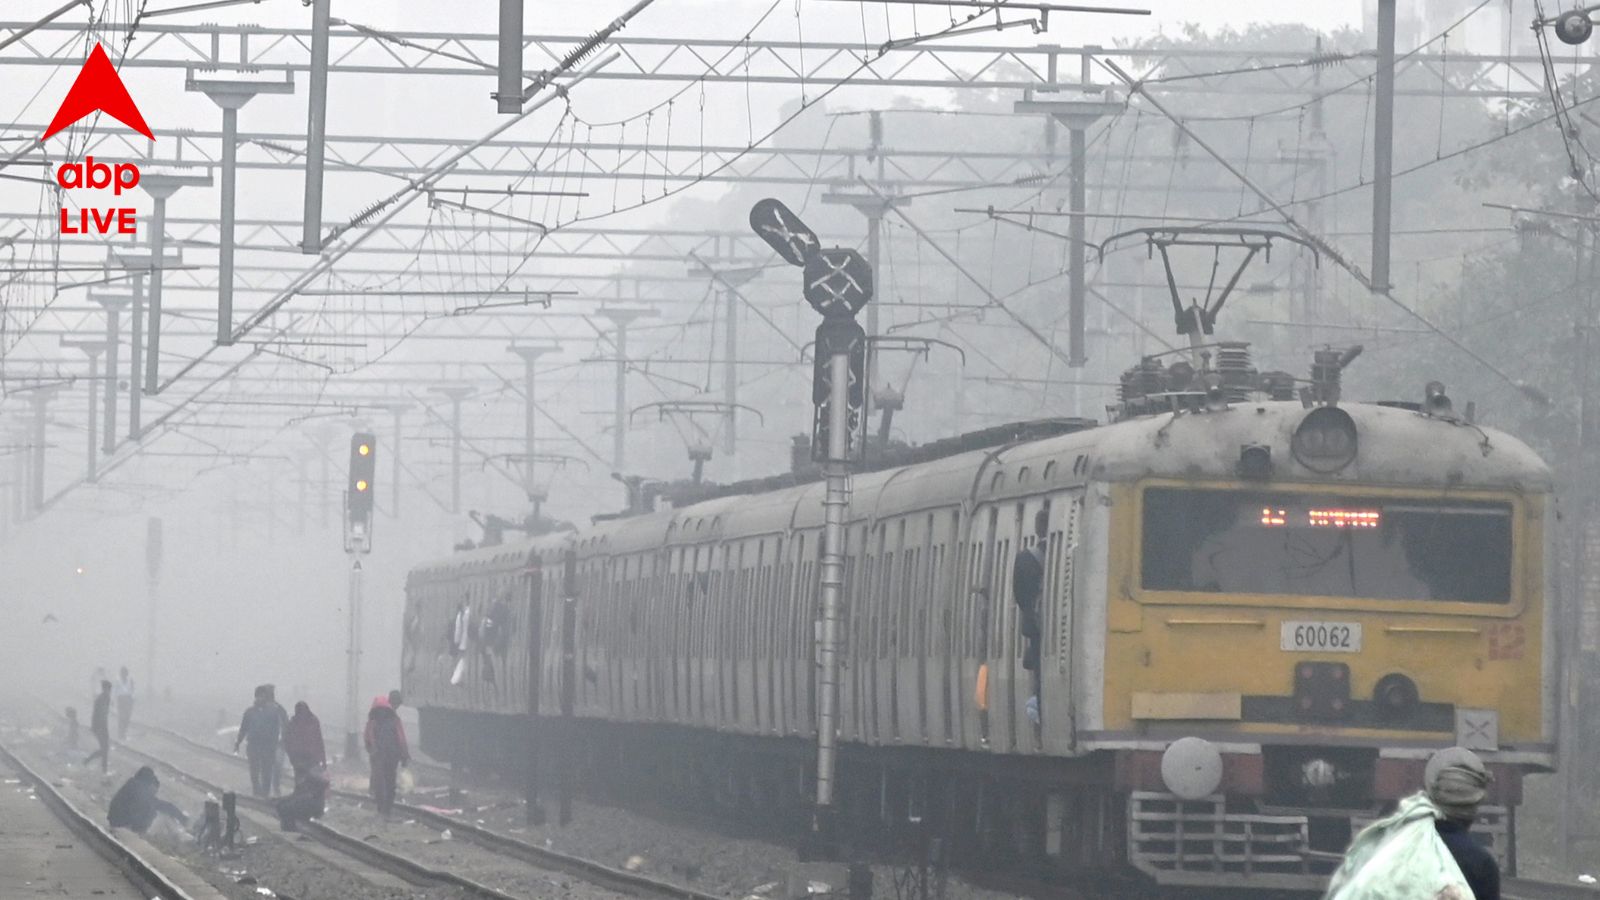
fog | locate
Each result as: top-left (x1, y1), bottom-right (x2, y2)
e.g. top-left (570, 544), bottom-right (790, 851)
top-left (0, 0), bottom-right (1588, 797)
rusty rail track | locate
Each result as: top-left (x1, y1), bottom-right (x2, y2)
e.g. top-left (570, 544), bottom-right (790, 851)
top-left (0, 739), bottom-right (200, 900)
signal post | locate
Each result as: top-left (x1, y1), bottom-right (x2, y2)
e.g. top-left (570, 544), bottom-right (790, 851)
top-left (750, 198), bottom-right (871, 856)
top-left (344, 432), bottom-right (377, 758)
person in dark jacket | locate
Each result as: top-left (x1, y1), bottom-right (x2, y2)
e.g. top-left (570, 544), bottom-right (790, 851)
top-left (1011, 507), bottom-right (1049, 724)
top-left (108, 766), bottom-right (187, 833)
top-left (282, 701), bottom-right (326, 783)
top-left (276, 771), bottom-right (328, 832)
top-left (363, 695), bottom-right (409, 818)
top-left (234, 686), bottom-right (284, 798)
top-left (1427, 748), bottom-right (1500, 900)
top-left (84, 680), bottom-right (112, 774)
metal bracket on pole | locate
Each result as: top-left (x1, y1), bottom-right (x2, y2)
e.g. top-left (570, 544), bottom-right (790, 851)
top-left (1013, 96), bottom-right (1121, 367)
top-left (185, 70), bottom-right (295, 344)
top-left (137, 171), bottom-right (212, 394)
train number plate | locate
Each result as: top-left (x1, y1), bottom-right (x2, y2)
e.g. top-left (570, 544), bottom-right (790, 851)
top-left (1280, 621), bottom-right (1362, 653)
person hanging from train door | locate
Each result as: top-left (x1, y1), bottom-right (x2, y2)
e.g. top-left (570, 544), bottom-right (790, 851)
top-left (1011, 506), bottom-right (1048, 726)
top-left (449, 596), bottom-right (471, 686)
top-left (480, 592), bottom-right (512, 696)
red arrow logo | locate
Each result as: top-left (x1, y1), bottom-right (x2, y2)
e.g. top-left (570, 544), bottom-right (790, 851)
top-left (42, 43), bottom-right (153, 142)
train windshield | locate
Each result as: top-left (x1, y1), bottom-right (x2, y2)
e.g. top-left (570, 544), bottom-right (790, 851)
top-left (1140, 488), bottom-right (1513, 603)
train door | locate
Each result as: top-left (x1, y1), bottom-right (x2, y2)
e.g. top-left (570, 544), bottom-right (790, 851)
top-left (916, 511), bottom-right (948, 745)
top-left (893, 515), bottom-right (923, 743)
top-left (1039, 490), bottom-right (1082, 753)
top-left (1006, 493), bottom-right (1055, 753)
top-left (986, 497), bottom-right (1021, 753)
top-left (841, 525), bottom-right (864, 743)
top-left (958, 505), bottom-right (998, 750)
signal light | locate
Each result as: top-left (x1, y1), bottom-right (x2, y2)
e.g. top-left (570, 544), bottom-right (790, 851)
top-left (348, 432), bottom-right (377, 524)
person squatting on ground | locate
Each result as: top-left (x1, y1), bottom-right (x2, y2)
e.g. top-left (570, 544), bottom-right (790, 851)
top-left (363, 694), bottom-right (409, 818)
top-left (235, 686), bottom-right (285, 798)
top-left (113, 666), bottom-right (135, 740)
top-left (107, 766), bottom-right (187, 834)
top-left (282, 701), bottom-right (327, 784)
top-left (276, 771), bottom-right (328, 832)
top-left (83, 680), bottom-right (112, 774)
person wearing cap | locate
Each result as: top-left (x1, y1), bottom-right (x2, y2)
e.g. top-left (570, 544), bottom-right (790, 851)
top-left (1427, 747), bottom-right (1500, 900)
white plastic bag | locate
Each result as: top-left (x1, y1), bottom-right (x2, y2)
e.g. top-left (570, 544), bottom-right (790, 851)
top-left (1323, 793), bottom-right (1472, 900)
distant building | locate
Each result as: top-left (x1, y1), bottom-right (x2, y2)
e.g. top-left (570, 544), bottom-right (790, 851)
top-left (1363, 0), bottom-right (1542, 56)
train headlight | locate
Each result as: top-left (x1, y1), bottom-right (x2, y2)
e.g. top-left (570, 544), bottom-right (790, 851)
top-left (1290, 406), bottom-right (1359, 473)
top-left (1160, 736), bottom-right (1224, 800)
top-left (1373, 672), bottom-right (1419, 720)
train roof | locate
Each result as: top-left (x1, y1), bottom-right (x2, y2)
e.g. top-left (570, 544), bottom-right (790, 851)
top-left (408, 400), bottom-right (1552, 579)
top-left (1085, 400), bottom-right (1553, 491)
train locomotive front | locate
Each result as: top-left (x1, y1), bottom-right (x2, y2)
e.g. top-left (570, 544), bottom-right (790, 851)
top-left (400, 378), bottom-right (1555, 892)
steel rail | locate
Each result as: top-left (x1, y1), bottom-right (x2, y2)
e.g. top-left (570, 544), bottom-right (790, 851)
top-left (139, 725), bottom-right (726, 900)
top-left (0, 740), bottom-right (199, 900)
top-left (102, 736), bottom-right (523, 899)
top-left (1505, 878), bottom-right (1600, 900)
top-left (146, 726), bottom-right (1600, 900)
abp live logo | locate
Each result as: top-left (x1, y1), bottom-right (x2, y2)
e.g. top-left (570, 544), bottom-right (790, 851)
top-left (43, 43), bottom-right (154, 236)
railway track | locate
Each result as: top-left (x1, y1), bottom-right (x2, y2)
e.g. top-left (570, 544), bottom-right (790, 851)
top-left (0, 739), bottom-right (199, 900)
top-left (145, 721), bottom-right (1600, 900)
top-left (1506, 877), bottom-right (1600, 900)
top-left (133, 723), bottom-right (730, 900)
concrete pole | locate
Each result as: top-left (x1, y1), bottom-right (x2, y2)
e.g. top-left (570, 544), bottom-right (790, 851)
top-left (1371, 0), bottom-right (1396, 292)
top-left (91, 294), bottom-right (128, 455)
top-left (139, 173), bottom-right (211, 392)
top-left (431, 387), bottom-right (475, 515)
top-left (309, 427), bottom-right (332, 529)
top-left (62, 342), bottom-right (106, 482)
top-left (128, 273), bottom-right (144, 437)
top-left (344, 557), bottom-right (364, 758)
top-left (219, 103), bottom-right (239, 342)
top-left (386, 404), bottom-right (409, 518)
top-left (723, 286), bottom-right (737, 455)
top-left (26, 386), bottom-right (58, 512)
top-left (496, 0), bottom-right (524, 113)
top-left (1068, 121), bottom-right (1088, 366)
top-left (510, 345), bottom-right (557, 513)
top-left (301, 0), bottom-right (331, 253)
top-left (189, 75), bottom-right (291, 342)
top-left (597, 310), bottom-right (647, 475)
top-left (145, 193), bottom-right (169, 392)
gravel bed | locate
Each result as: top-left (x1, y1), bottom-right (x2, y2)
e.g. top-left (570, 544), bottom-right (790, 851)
top-left (135, 727), bottom-right (653, 900)
top-left (138, 724), bottom-right (1029, 900)
top-left (2, 721), bottom-right (462, 900)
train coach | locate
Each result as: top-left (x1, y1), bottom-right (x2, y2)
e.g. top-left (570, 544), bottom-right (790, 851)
top-left (401, 352), bottom-right (1556, 891)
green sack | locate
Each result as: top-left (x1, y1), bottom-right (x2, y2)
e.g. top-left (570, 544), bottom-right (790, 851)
top-left (1323, 792), bottom-right (1472, 900)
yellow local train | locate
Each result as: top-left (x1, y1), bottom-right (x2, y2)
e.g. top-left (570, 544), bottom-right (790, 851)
top-left (402, 360), bottom-right (1555, 891)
